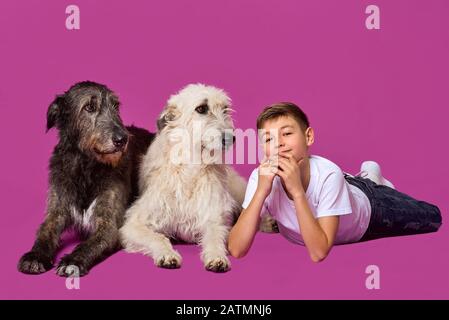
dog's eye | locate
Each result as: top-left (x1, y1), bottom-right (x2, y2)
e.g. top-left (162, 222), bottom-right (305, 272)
top-left (84, 103), bottom-right (96, 113)
top-left (195, 104), bottom-right (208, 114)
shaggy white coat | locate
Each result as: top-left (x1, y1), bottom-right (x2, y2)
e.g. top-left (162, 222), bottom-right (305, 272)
top-left (120, 84), bottom-right (247, 272)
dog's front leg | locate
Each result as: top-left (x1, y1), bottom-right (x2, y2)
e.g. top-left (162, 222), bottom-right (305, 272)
top-left (18, 191), bottom-right (69, 275)
top-left (56, 217), bottom-right (119, 277)
top-left (120, 211), bottom-right (182, 269)
top-left (259, 214), bottom-right (279, 233)
top-left (56, 191), bottom-right (124, 277)
top-left (200, 223), bottom-right (231, 273)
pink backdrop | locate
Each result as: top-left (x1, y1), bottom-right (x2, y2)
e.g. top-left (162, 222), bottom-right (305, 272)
top-left (1, 0), bottom-right (448, 299)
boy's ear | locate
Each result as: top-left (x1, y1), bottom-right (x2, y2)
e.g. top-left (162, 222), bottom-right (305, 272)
top-left (156, 105), bottom-right (179, 132)
top-left (46, 95), bottom-right (64, 132)
top-left (305, 127), bottom-right (314, 146)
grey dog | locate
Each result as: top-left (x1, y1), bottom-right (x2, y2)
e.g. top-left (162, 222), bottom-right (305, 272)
top-left (17, 81), bottom-right (154, 277)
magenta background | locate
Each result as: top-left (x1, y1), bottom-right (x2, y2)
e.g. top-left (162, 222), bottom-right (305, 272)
top-left (1, 0), bottom-right (448, 299)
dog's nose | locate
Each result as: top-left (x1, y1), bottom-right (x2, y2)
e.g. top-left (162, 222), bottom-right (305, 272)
top-left (222, 133), bottom-right (235, 146)
top-left (112, 132), bottom-right (128, 148)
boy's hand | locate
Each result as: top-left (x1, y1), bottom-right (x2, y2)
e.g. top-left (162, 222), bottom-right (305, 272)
top-left (257, 157), bottom-right (278, 198)
top-left (276, 152), bottom-right (305, 199)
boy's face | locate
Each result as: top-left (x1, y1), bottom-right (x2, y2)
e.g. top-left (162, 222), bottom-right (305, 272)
top-left (260, 116), bottom-right (313, 162)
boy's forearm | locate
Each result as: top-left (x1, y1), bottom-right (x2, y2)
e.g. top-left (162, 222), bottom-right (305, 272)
top-left (292, 194), bottom-right (331, 262)
top-left (228, 190), bottom-right (266, 258)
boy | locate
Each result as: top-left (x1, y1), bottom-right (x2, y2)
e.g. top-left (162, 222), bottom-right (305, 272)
top-left (228, 103), bottom-right (442, 262)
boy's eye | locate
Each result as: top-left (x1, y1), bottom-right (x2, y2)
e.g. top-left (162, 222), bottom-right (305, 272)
top-left (283, 132), bottom-right (292, 136)
top-left (265, 137), bottom-right (272, 143)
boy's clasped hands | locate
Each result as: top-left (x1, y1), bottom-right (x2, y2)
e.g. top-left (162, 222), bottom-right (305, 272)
top-left (258, 151), bottom-right (306, 201)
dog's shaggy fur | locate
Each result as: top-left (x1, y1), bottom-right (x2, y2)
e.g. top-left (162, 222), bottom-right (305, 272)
top-left (120, 84), bottom-right (247, 272)
top-left (18, 81), bottom-right (154, 277)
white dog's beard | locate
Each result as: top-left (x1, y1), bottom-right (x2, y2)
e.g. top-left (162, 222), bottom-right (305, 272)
top-left (201, 143), bottom-right (227, 164)
top-left (201, 131), bottom-right (235, 164)
top-left (167, 140), bottom-right (226, 165)
top-left (167, 124), bottom-right (233, 165)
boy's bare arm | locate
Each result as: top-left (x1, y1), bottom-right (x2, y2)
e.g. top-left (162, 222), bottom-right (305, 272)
top-left (228, 191), bottom-right (266, 258)
top-left (276, 152), bottom-right (338, 262)
top-left (292, 195), bottom-right (339, 262)
top-left (228, 159), bottom-right (277, 258)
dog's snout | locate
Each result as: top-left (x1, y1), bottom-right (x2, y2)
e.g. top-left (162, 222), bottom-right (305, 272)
top-left (222, 133), bottom-right (235, 146)
top-left (112, 131), bottom-right (128, 148)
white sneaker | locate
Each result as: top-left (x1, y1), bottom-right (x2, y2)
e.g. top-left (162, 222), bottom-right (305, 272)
top-left (357, 161), bottom-right (395, 189)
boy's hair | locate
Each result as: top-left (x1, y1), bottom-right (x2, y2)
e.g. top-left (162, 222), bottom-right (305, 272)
top-left (256, 102), bottom-right (310, 131)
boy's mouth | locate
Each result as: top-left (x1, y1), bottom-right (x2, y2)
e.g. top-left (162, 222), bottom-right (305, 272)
top-left (276, 150), bottom-right (293, 157)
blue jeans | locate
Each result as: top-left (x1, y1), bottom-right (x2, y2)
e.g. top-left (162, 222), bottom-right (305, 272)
top-left (344, 175), bottom-right (442, 241)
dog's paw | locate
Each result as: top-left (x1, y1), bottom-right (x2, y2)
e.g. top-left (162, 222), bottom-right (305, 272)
top-left (155, 252), bottom-right (182, 269)
top-left (205, 256), bottom-right (230, 273)
top-left (18, 251), bottom-right (53, 275)
top-left (259, 215), bottom-right (279, 233)
top-left (56, 255), bottom-right (89, 277)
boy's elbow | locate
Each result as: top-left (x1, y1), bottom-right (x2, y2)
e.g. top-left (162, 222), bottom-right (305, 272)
top-left (231, 251), bottom-right (246, 259)
top-left (309, 250), bottom-right (329, 263)
top-left (228, 244), bottom-right (247, 259)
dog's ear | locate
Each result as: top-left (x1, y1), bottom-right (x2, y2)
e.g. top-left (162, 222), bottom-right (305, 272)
top-left (157, 105), bottom-right (179, 132)
top-left (46, 95), bottom-right (64, 132)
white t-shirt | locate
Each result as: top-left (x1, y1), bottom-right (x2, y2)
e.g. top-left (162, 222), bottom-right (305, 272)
top-left (242, 155), bottom-right (371, 245)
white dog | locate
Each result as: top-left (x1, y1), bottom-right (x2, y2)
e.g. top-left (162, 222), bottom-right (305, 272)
top-left (120, 84), bottom-right (247, 272)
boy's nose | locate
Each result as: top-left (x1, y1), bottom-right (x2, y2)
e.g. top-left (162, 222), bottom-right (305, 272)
top-left (277, 139), bottom-right (285, 148)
